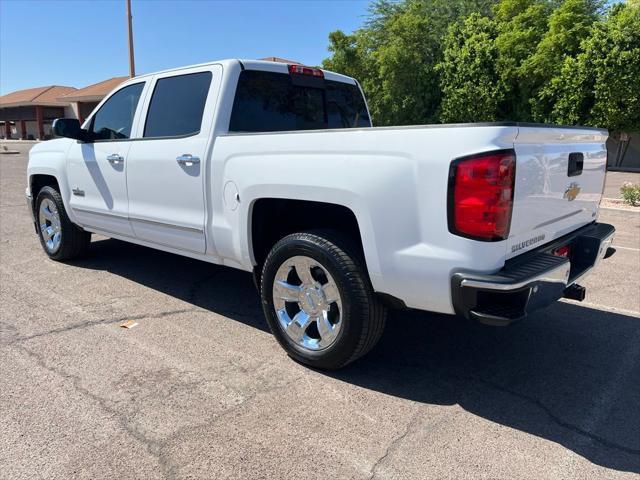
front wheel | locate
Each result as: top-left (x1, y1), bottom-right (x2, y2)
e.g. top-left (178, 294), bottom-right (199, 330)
top-left (260, 230), bottom-right (386, 369)
top-left (35, 186), bottom-right (91, 261)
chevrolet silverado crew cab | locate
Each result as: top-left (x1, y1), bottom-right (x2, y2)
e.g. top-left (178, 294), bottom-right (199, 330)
top-left (26, 59), bottom-right (616, 369)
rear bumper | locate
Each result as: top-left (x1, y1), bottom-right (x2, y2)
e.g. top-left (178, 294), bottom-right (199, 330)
top-left (451, 222), bottom-right (615, 326)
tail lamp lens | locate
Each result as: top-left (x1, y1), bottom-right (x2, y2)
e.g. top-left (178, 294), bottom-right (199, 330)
top-left (448, 150), bottom-right (516, 241)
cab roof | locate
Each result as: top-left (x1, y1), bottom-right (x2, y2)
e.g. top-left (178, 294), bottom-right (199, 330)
top-left (129, 59), bottom-right (357, 85)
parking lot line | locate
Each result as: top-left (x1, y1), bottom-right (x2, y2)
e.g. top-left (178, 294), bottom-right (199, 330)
top-left (600, 206), bottom-right (640, 213)
top-left (560, 299), bottom-right (640, 317)
top-left (614, 245), bottom-right (640, 252)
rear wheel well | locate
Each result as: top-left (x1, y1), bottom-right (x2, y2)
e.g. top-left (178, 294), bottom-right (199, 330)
top-left (251, 199), bottom-right (364, 270)
top-left (30, 174), bottom-right (59, 197)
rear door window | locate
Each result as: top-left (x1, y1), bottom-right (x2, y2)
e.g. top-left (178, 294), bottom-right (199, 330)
top-left (229, 70), bottom-right (370, 132)
top-left (144, 71), bottom-right (212, 138)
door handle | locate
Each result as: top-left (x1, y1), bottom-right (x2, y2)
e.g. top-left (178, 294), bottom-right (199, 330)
top-left (107, 154), bottom-right (124, 164)
top-left (176, 154), bottom-right (200, 166)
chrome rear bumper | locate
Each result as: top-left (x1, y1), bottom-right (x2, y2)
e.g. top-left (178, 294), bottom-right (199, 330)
top-left (451, 222), bottom-right (615, 326)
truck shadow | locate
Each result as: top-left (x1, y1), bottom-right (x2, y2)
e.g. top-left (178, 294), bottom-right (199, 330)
top-left (336, 304), bottom-right (640, 474)
top-left (71, 238), bottom-right (640, 474)
top-left (71, 237), bottom-right (269, 333)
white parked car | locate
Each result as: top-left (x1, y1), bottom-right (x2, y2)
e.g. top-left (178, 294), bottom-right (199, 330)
top-left (26, 59), bottom-right (615, 369)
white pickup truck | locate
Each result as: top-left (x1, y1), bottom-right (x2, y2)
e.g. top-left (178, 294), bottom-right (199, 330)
top-left (27, 59), bottom-right (615, 369)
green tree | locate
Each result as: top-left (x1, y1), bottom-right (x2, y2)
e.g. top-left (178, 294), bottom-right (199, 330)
top-left (541, 1), bottom-right (640, 132)
top-left (438, 14), bottom-right (505, 122)
top-left (526, 0), bottom-right (602, 121)
top-left (323, 0), bottom-right (496, 125)
top-left (434, 0), bottom-right (552, 122)
top-left (323, 0), bottom-right (638, 133)
top-left (493, 0), bottom-right (551, 120)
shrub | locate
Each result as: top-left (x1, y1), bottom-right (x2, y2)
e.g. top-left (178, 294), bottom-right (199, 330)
top-left (620, 182), bottom-right (640, 206)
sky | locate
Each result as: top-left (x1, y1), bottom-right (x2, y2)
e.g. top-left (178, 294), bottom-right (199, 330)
top-left (0, 0), bottom-right (370, 94)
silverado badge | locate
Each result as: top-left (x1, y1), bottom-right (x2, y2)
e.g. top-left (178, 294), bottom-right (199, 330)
top-left (563, 182), bottom-right (581, 201)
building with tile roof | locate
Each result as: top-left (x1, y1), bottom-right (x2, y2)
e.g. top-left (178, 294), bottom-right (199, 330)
top-left (259, 56), bottom-right (301, 64)
top-left (0, 77), bottom-right (128, 140)
top-left (0, 85), bottom-right (76, 140)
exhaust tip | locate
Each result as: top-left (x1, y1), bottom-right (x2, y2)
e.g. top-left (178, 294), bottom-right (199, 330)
top-left (563, 284), bottom-right (586, 302)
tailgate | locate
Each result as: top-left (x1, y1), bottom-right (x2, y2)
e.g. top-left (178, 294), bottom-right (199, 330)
top-left (507, 126), bottom-right (608, 259)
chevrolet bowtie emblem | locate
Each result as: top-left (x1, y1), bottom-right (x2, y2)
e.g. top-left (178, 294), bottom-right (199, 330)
top-left (564, 182), bottom-right (581, 201)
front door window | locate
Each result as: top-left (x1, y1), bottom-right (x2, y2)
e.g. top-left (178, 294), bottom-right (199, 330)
top-left (89, 83), bottom-right (144, 141)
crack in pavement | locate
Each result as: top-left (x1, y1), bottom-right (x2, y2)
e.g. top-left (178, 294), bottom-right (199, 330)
top-left (12, 342), bottom-right (170, 477)
top-left (366, 411), bottom-right (421, 480)
top-left (367, 360), bottom-right (640, 459)
top-left (9, 341), bottom-right (303, 480)
top-left (470, 376), bottom-right (640, 456)
top-left (0, 203), bottom-right (30, 208)
top-left (157, 375), bottom-right (304, 480)
top-left (3, 308), bottom-right (199, 346)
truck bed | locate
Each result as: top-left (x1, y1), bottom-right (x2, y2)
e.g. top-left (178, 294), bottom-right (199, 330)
top-left (214, 123), bottom-right (608, 314)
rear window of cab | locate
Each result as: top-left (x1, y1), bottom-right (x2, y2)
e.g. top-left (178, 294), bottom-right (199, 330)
top-left (229, 70), bottom-right (371, 133)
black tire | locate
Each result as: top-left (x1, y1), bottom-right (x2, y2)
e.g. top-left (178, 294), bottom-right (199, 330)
top-left (35, 186), bottom-right (91, 261)
top-left (260, 230), bottom-right (387, 369)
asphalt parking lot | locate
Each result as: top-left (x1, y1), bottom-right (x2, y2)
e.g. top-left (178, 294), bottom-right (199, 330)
top-left (1, 143), bottom-right (639, 479)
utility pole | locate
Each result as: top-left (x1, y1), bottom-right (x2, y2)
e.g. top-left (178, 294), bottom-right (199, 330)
top-left (126, 0), bottom-right (136, 77)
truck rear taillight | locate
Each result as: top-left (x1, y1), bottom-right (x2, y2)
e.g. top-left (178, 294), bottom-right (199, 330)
top-left (288, 64), bottom-right (324, 78)
top-left (448, 149), bottom-right (516, 241)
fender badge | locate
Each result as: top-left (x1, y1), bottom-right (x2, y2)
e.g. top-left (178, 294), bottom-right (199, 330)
top-left (564, 182), bottom-right (581, 201)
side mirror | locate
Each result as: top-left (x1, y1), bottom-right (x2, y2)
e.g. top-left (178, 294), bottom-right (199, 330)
top-left (52, 118), bottom-right (86, 141)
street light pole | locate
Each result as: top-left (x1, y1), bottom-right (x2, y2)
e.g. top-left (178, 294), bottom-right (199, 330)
top-left (126, 0), bottom-right (136, 77)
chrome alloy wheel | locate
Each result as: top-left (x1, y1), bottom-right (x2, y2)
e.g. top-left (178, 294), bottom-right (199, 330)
top-left (272, 255), bottom-right (343, 351)
top-left (39, 198), bottom-right (62, 253)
